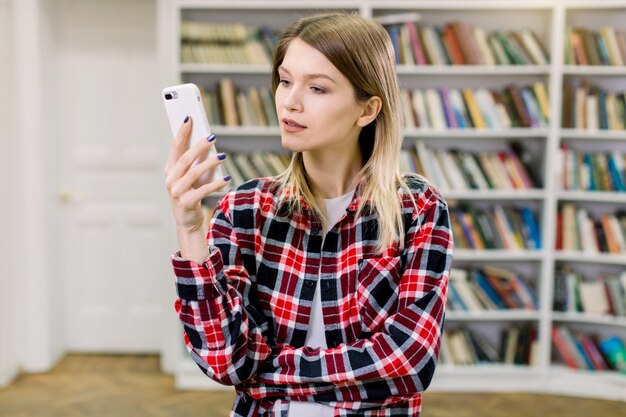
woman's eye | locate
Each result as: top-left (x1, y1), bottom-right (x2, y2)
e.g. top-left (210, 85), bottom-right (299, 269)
top-left (311, 86), bottom-right (326, 94)
top-left (279, 79), bottom-right (291, 87)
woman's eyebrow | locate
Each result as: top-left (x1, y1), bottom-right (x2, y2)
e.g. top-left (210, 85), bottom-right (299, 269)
top-left (278, 66), bottom-right (336, 84)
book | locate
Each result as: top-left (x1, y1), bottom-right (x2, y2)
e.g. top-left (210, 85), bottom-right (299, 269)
top-left (599, 336), bottom-right (626, 373)
top-left (552, 327), bottom-right (580, 369)
top-left (579, 280), bottom-right (610, 315)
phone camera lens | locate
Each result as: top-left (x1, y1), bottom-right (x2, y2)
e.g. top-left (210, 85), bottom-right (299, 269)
top-left (164, 93), bottom-right (173, 100)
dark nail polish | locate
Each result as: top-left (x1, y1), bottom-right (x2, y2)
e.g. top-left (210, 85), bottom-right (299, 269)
top-left (207, 134), bottom-right (216, 142)
top-left (223, 176), bottom-right (231, 182)
top-left (183, 116), bottom-right (189, 123)
top-left (217, 153), bottom-right (227, 160)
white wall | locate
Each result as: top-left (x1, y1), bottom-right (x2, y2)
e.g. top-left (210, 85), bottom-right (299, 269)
top-left (0, 0), bottom-right (18, 388)
top-left (8, 0), bottom-right (167, 375)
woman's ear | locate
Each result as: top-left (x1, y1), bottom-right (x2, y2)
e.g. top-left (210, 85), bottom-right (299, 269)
top-left (356, 96), bottom-right (382, 127)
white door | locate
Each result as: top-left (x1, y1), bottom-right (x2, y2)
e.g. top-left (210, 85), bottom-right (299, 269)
top-left (53, 0), bottom-right (172, 353)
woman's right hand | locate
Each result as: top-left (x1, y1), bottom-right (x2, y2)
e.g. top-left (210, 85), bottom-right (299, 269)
top-left (164, 116), bottom-right (231, 235)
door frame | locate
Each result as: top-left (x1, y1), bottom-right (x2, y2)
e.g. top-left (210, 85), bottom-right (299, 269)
top-left (10, 0), bottom-right (64, 374)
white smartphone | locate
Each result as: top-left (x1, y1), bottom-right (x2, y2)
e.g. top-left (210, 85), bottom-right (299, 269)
top-left (162, 83), bottom-right (223, 184)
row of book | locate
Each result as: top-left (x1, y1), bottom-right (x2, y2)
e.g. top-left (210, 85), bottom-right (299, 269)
top-left (450, 204), bottom-right (542, 251)
top-left (408, 140), bottom-right (540, 192)
top-left (557, 204), bottom-right (626, 254)
top-left (552, 327), bottom-right (626, 372)
top-left (382, 20), bottom-right (549, 66)
top-left (400, 83), bottom-right (550, 130)
top-left (558, 146), bottom-right (626, 192)
top-left (198, 79), bottom-right (550, 130)
top-left (180, 21), bottom-right (626, 68)
top-left (200, 80), bottom-right (278, 127)
top-left (564, 26), bottom-right (626, 66)
top-left (440, 325), bottom-right (538, 366)
top-left (448, 265), bottom-right (538, 312)
top-left (220, 151), bottom-right (291, 188)
top-left (553, 268), bottom-right (626, 317)
top-left (180, 21), bottom-right (276, 65)
top-left (562, 81), bottom-right (626, 130)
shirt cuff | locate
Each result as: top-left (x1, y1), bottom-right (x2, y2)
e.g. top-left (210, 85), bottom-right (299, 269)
top-left (171, 246), bottom-right (225, 300)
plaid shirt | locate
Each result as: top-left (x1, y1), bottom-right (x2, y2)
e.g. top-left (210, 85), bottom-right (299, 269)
top-left (172, 173), bottom-right (453, 417)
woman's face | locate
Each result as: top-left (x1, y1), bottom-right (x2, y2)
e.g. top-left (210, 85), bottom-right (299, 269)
top-left (275, 38), bottom-right (367, 155)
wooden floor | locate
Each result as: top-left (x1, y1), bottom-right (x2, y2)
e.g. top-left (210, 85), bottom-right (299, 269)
top-left (1, 355), bottom-right (625, 417)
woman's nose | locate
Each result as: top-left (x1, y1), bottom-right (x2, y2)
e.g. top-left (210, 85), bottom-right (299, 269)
top-left (282, 87), bottom-right (303, 112)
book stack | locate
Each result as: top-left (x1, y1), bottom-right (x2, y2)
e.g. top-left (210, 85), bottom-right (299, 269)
top-left (449, 204), bottom-right (542, 251)
top-left (221, 151), bottom-right (291, 188)
top-left (564, 26), bottom-right (626, 66)
top-left (558, 146), bottom-right (626, 192)
top-left (440, 325), bottom-right (538, 366)
top-left (551, 326), bottom-right (626, 373)
top-left (562, 81), bottom-right (626, 130)
top-left (556, 204), bottom-right (626, 254)
top-left (448, 266), bottom-right (538, 312)
top-left (407, 140), bottom-right (540, 192)
top-left (180, 21), bottom-right (277, 64)
top-left (381, 19), bottom-right (549, 66)
top-left (200, 80), bottom-right (278, 127)
top-left (400, 83), bottom-right (550, 130)
top-left (553, 267), bottom-right (626, 317)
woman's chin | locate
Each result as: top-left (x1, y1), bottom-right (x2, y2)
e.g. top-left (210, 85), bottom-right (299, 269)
top-left (280, 137), bottom-right (305, 153)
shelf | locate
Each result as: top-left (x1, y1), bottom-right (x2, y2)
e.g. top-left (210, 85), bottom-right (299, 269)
top-left (436, 363), bottom-right (539, 375)
top-left (454, 250), bottom-right (543, 261)
top-left (547, 366), bottom-right (626, 402)
top-left (182, 64), bottom-right (553, 76)
top-left (560, 129), bottom-right (626, 141)
top-left (446, 310), bottom-right (540, 321)
top-left (404, 128), bottom-right (549, 139)
top-left (556, 191), bottom-right (626, 203)
top-left (552, 312), bottom-right (626, 327)
top-left (373, 1), bottom-right (556, 10)
top-left (212, 126), bottom-right (280, 137)
top-left (562, 65), bottom-right (626, 76)
top-left (564, 1), bottom-right (626, 10)
top-left (179, 0), bottom-right (361, 10)
top-left (396, 65), bottom-right (550, 76)
top-left (431, 364), bottom-right (542, 393)
top-left (554, 251), bottom-right (626, 265)
top-left (180, 63), bottom-right (270, 74)
top-left (211, 127), bottom-right (551, 140)
top-left (444, 189), bottom-right (545, 200)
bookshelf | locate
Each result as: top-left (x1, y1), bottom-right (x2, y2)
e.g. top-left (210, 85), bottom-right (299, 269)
top-left (158, 0), bottom-right (626, 401)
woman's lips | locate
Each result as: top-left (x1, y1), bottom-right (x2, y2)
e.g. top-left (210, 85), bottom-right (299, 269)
top-left (282, 118), bottom-right (306, 132)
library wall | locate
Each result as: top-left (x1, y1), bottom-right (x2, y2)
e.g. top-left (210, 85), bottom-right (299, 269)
top-left (0, 0), bottom-right (18, 388)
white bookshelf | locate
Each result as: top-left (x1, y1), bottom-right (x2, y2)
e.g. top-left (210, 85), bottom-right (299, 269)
top-left (159, 0), bottom-right (626, 400)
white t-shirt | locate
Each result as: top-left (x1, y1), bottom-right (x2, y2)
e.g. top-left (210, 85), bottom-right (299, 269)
top-left (286, 190), bottom-right (355, 417)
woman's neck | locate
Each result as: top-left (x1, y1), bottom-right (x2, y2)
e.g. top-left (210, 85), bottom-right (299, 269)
top-left (302, 150), bottom-right (363, 199)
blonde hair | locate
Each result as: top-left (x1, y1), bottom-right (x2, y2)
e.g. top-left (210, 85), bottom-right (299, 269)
top-left (272, 12), bottom-right (417, 254)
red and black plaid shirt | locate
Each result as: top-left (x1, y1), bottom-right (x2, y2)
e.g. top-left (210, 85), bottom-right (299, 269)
top-left (172, 173), bottom-right (453, 417)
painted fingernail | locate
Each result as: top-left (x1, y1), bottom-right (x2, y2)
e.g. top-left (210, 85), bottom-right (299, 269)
top-left (223, 176), bottom-right (231, 182)
top-left (207, 134), bottom-right (216, 142)
top-left (183, 116), bottom-right (189, 123)
top-left (217, 153), bottom-right (227, 160)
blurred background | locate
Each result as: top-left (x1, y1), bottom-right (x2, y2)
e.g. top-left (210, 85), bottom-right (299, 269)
top-left (1, 0), bottom-right (626, 416)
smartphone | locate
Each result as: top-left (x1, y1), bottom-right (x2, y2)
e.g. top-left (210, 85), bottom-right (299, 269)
top-left (162, 83), bottom-right (223, 184)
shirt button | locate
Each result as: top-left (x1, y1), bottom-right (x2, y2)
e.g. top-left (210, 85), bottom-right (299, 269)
top-left (311, 227), bottom-right (320, 234)
top-left (305, 281), bottom-right (315, 288)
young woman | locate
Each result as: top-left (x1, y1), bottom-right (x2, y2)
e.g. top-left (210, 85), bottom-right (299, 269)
top-left (165, 13), bottom-right (453, 417)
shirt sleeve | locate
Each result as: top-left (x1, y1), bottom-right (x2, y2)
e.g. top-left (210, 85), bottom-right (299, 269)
top-left (172, 195), bottom-right (272, 386)
top-left (250, 197), bottom-right (453, 395)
